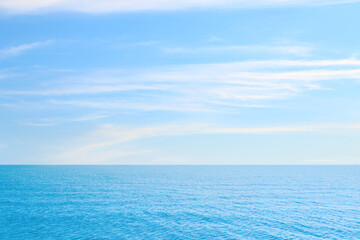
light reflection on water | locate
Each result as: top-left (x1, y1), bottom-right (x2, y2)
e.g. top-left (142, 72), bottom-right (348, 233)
top-left (1, 166), bottom-right (360, 239)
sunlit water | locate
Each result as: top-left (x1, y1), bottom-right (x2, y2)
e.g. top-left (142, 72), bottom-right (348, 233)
top-left (1, 166), bottom-right (360, 239)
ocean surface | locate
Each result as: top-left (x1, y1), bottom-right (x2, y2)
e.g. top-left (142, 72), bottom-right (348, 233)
top-left (0, 166), bottom-right (360, 239)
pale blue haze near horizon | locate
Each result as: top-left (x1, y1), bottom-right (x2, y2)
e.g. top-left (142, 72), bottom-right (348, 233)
top-left (1, 0), bottom-right (360, 164)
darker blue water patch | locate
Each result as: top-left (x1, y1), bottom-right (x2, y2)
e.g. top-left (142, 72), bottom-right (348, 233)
top-left (0, 166), bottom-right (360, 239)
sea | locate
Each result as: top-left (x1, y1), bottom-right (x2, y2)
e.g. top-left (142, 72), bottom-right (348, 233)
top-left (0, 166), bottom-right (359, 239)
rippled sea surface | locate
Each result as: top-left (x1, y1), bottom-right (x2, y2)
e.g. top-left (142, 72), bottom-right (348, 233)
top-left (1, 166), bottom-right (360, 239)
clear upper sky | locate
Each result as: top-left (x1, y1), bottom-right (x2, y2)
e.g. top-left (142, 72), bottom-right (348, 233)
top-left (1, 0), bottom-right (360, 164)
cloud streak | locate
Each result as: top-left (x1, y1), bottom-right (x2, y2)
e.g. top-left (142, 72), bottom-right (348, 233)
top-left (0, 41), bottom-right (53, 57)
top-left (19, 113), bottom-right (110, 127)
top-left (162, 44), bottom-right (314, 57)
top-left (1, 0), bottom-right (360, 13)
top-left (51, 122), bottom-right (360, 164)
top-left (74, 122), bottom-right (360, 148)
top-left (2, 58), bottom-right (360, 113)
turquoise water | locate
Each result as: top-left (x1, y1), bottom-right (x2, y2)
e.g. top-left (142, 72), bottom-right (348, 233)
top-left (0, 166), bottom-right (360, 239)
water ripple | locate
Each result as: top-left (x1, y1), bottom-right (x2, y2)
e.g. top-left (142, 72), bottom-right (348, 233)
top-left (1, 166), bottom-right (360, 239)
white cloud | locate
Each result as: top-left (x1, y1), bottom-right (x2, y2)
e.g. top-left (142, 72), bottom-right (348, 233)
top-left (0, 84), bottom-right (164, 96)
top-left (48, 100), bottom-right (216, 112)
top-left (116, 41), bottom-right (161, 48)
top-left (19, 114), bottom-right (110, 127)
top-left (162, 44), bottom-right (314, 57)
top-left (2, 58), bottom-right (360, 113)
top-left (75, 122), bottom-right (360, 147)
top-left (50, 122), bottom-right (360, 164)
top-left (0, 0), bottom-right (359, 13)
top-left (0, 41), bottom-right (53, 57)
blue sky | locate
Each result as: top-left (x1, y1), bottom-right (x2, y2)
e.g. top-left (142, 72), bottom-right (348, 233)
top-left (1, 0), bottom-right (360, 164)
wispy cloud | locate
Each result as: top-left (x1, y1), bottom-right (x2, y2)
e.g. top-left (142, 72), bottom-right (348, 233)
top-left (116, 41), bottom-right (161, 49)
top-left (50, 122), bottom-right (360, 164)
top-left (1, 0), bottom-right (359, 13)
top-left (2, 58), bottom-right (360, 113)
top-left (71, 122), bottom-right (360, 147)
top-left (19, 113), bottom-right (110, 127)
top-left (0, 85), bottom-right (164, 96)
top-left (48, 100), bottom-right (216, 113)
top-left (162, 44), bottom-right (314, 57)
top-left (0, 40), bottom-right (53, 57)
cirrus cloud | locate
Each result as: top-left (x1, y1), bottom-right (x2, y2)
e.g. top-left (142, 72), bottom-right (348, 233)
top-left (1, 0), bottom-right (360, 13)
top-left (50, 122), bottom-right (360, 164)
